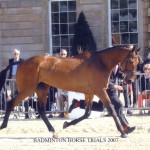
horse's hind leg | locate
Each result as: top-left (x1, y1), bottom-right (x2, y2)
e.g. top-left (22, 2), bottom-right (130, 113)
top-left (0, 92), bottom-right (29, 129)
top-left (63, 95), bottom-right (93, 129)
top-left (63, 105), bottom-right (91, 128)
top-left (36, 84), bottom-right (58, 138)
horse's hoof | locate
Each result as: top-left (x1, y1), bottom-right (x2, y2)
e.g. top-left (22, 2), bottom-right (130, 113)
top-left (121, 133), bottom-right (127, 138)
top-left (0, 124), bottom-right (7, 130)
top-left (63, 121), bottom-right (68, 129)
top-left (52, 132), bottom-right (59, 139)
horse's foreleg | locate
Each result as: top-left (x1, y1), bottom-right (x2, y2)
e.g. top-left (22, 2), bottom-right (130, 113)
top-left (96, 89), bottom-right (127, 138)
top-left (105, 103), bottom-right (127, 138)
top-left (63, 102), bottom-right (92, 129)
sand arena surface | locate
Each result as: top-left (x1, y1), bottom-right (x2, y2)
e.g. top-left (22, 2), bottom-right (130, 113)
top-left (0, 115), bottom-right (150, 150)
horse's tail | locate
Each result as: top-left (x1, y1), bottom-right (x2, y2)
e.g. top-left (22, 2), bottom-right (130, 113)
top-left (0, 61), bottom-right (22, 91)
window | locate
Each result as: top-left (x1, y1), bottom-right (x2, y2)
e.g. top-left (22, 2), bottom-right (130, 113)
top-left (110, 0), bottom-right (138, 46)
top-left (49, 0), bottom-right (76, 55)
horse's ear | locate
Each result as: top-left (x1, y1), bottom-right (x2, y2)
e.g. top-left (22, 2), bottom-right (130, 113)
top-left (131, 45), bottom-right (136, 53)
top-left (136, 47), bottom-right (141, 52)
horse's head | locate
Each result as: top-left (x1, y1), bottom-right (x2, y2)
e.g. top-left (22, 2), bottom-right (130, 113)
top-left (120, 45), bottom-right (139, 83)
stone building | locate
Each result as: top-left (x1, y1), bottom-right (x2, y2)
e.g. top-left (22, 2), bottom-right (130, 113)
top-left (0, 0), bottom-right (149, 68)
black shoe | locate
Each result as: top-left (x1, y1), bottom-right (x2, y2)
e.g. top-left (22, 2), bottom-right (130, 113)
top-left (127, 110), bottom-right (132, 115)
top-left (105, 113), bottom-right (111, 117)
top-left (58, 113), bottom-right (64, 118)
top-left (69, 99), bottom-right (78, 113)
top-left (48, 114), bottom-right (53, 118)
top-left (124, 126), bottom-right (136, 134)
top-left (25, 114), bottom-right (29, 119)
top-left (36, 114), bottom-right (40, 119)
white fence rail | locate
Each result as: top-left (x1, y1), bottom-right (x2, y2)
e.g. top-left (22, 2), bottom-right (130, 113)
top-left (127, 73), bottom-right (150, 111)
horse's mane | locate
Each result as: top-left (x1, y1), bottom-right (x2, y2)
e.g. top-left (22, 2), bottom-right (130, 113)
top-left (72, 51), bottom-right (92, 59)
top-left (71, 45), bottom-right (130, 59)
top-left (93, 45), bottom-right (130, 54)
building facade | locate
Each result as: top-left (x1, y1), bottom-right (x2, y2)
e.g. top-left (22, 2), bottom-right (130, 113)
top-left (0, 0), bottom-right (149, 68)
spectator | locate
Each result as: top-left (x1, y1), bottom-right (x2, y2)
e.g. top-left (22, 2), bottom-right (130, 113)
top-left (7, 49), bottom-right (25, 117)
top-left (140, 64), bottom-right (150, 93)
top-left (138, 64), bottom-right (150, 113)
top-left (8, 49), bottom-right (24, 98)
top-left (142, 52), bottom-right (150, 67)
top-left (57, 49), bottom-right (69, 118)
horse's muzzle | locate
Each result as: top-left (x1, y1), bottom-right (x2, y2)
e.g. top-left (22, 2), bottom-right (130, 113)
top-left (124, 73), bottom-right (135, 83)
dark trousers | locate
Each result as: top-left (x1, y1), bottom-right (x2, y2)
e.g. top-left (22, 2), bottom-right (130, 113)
top-left (132, 81), bottom-right (137, 104)
top-left (123, 84), bottom-right (131, 108)
top-left (123, 81), bottom-right (137, 108)
top-left (0, 88), bottom-right (7, 110)
top-left (107, 88), bottom-right (128, 126)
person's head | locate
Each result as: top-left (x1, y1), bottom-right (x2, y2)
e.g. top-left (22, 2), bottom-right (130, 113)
top-left (59, 49), bottom-right (67, 58)
top-left (13, 49), bottom-right (20, 59)
top-left (143, 64), bottom-right (150, 73)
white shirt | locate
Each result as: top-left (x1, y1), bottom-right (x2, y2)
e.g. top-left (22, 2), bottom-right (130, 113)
top-left (12, 59), bottom-right (19, 75)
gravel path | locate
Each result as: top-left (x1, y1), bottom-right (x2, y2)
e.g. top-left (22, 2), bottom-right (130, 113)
top-left (0, 115), bottom-right (150, 150)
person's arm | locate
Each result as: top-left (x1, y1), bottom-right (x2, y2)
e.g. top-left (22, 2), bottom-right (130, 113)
top-left (8, 59), bottom-right (13, 79)
top-left (117, 68), bottom-right (125, 80)
top-left (109, 80), bottom-right (123, 91)
top-left (108, 81), bottom-right (114, 89)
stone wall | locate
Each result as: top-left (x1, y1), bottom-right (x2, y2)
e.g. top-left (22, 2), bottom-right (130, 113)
top-left (0, 0), bottom-right (149, 68)
top-left (77, 0), bottom-right (109, 50)
top-left (76, 0), bottom-right (149, 59)
top-left (0, 0), bottom-right (49, 68)
top-left (142, 0), bottom-right (150, 57)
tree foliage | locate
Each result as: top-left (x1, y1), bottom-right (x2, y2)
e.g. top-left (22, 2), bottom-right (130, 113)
top-left (71, 11), bottom-right (97, 56)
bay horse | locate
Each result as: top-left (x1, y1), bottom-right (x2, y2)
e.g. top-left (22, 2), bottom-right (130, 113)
top-left (0, 45), bottom-right (139, 138)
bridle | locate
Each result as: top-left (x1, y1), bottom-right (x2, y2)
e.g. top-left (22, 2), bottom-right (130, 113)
top-left (120, 50), bottom-right (138, 75)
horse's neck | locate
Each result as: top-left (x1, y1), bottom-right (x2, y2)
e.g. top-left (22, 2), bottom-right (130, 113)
top-left (74, 51), bottom-right (91, 59)
top-left (99, 48), bottom-right (128, 71)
